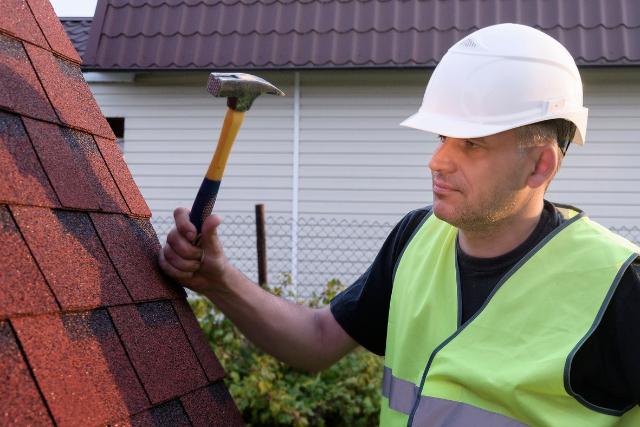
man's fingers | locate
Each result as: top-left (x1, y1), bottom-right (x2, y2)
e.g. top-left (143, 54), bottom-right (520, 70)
top-left (162, 242), bottom-right (202, 273)
top-left (166, 227), bottom-right (202, 261)
top-left (174, 207), bottom-right (198, 242)
top-left (158, 246), bottom-right (194, 280)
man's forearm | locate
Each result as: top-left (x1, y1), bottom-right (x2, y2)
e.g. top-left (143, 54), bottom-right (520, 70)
top-left (202, 265), bottom-right (358, 371)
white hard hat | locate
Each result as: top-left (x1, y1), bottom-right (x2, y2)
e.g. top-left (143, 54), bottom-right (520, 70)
top-left (401, 23), bottom-right (588, 145)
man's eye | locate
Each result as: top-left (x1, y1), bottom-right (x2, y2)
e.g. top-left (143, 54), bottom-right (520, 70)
top-left (466, 140), bottom-right (478, 148)
top-left (438, 135), bottom-right (447, 143)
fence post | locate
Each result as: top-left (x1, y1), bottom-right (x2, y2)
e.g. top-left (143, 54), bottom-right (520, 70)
top-left (255, 204), bottom-right (268, 287)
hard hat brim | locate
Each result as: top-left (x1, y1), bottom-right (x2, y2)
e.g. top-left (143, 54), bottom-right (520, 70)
top-left (400, 108), bottom-right (588, 146)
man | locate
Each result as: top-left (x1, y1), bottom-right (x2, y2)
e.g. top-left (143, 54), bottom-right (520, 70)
top-left (159, 24), bottom-right (640, 426)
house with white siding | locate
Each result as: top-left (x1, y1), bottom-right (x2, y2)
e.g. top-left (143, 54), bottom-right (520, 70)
top-left (65, 0), bottom-right (640, 288)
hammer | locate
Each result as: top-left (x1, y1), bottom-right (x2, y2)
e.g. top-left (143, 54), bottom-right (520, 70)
top-left (189, 73), bottom-right (284, 239)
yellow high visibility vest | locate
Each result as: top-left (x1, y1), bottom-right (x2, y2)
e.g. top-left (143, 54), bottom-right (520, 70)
top-left (382, 208), bottom-right (640, 426)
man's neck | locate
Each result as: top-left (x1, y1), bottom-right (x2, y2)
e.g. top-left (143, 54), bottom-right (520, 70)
top-left (457, 198), bottom-right (545, 258)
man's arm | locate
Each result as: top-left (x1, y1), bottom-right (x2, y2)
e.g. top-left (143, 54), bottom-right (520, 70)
top-left (158, 208), bottom-right (359, 371)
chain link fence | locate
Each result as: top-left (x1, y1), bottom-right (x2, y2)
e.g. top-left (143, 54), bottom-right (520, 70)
top-left (152, 216), bottom-right (640, 298)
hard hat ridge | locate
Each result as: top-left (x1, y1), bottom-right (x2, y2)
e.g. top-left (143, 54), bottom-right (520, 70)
top-left (401, 23), bottom-right (589, 146)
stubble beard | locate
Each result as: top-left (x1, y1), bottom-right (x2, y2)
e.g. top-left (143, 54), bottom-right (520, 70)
top-left (433, 182), bottom-right (522, 233)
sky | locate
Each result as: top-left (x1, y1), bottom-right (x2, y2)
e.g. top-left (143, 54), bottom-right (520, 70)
top-left (49, 0), bottom-right (98, 17)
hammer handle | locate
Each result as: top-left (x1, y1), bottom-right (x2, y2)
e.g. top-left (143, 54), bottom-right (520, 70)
top-left (189, 177), bottom-right (221, 235)
top-left (189, 108), bottom-right (245, 236)
top-left (206, 109), bottom-right (245, 181)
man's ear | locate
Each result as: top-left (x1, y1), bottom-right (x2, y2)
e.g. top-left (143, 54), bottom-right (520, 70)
top-left (527, 144), bottom-right (558, 189)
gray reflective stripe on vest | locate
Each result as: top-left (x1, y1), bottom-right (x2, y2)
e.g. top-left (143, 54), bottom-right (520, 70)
top-left (382, 367), bottom-right (530, 427)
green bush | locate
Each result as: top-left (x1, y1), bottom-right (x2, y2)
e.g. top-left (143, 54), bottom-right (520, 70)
top-left (189, 275), bottom-right (383, 426)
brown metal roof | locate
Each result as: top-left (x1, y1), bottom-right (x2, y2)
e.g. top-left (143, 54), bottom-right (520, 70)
top-left (60, 18), bottom-right (92, 58)
top-left (82, 0), bottom-right (640, 70)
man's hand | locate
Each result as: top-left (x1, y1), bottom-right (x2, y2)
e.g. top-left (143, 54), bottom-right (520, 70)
top-left (157, 207), bottom-right (359, 371)
top-left (158, 207), bottom-right (228, 294)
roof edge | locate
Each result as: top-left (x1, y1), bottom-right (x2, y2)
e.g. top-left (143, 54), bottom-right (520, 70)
top-left (79, 63), bottom-right (640, 73)
top-left (82, 0), bottom-right (108, 66)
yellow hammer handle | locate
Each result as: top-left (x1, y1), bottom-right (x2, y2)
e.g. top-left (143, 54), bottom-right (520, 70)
top-left (205, 108), bottom-right (246, 181)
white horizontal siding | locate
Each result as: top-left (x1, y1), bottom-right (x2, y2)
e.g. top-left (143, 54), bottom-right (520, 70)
top-left (297, 72), bottom-right (432, 224)
top-left (88, 69), bottom-right (640, 231)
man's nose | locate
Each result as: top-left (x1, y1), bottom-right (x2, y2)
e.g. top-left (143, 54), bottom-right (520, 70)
top-left (428, 137), bottom-right (457, 173)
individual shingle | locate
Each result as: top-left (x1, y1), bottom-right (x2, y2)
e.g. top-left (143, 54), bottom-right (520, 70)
top-left (12, 310), bottom-right (150, 427)
top-left (0, 34), bottom-right (58, 122)
top-left (0, 205), bottom-right (58, 319)
top-left (22, 117), bottom-right (99, 210)
top-left (26, 0), bottom-right (83, 63)
top-left (61, 127), bottom-right (129, 213)
top-left (0, 112), bottom-right (59, 207)
top-left (172, 299), bottom-right (225, 383)
top-left (95, 136), bottom-right (151, 217)
top-left (108, 302), bottom-right (208, 404)
top-left (24, 43), bottom-right (115, 138)
top-left (180, 382), bottom-right (244, 427)
top-left (0, 0), bottom-right (49, 49)
top-left (0, 320), bottom-right (54, 427)
top-left (112, 400), bottom-right (192, 427)
top-left (91, 213), bottom-right (185, 301)
top-left (11, 206), bottom-right (131, 310)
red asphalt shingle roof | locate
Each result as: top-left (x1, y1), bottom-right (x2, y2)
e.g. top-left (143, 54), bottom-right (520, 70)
top-left (0, 1), bottom-right (244, 426)
top-left (82, 0), bottom-right (640, 70)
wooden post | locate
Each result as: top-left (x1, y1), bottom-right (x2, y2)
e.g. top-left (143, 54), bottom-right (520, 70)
top-left (255, 204), bottom-right (268, 287)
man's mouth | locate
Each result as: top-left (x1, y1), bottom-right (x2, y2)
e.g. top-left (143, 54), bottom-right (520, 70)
top-left (432, 177), bottom-right (459, 194)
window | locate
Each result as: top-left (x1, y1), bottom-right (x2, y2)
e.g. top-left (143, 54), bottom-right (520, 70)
top-left (106, 117), bottom-right (125, 154)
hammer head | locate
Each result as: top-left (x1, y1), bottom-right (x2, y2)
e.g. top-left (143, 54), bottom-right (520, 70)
top-left (206, 73), bottom-right (285, 112)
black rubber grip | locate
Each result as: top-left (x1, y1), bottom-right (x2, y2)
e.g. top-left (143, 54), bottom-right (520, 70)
top-left (189, 177), bottom-right (221, 235)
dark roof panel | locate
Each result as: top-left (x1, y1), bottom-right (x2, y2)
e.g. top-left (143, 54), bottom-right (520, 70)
top-left (109, 302), bottom-right (209, 404)
top-left (91, 213), bottom-right (185, 301)
top-left (62, 128), bottom-right (130, 213)
top-left (11, 206), bottom-right (132, 310)
top-left (59, 18), bottom-right (92, 58)
top-left (0, 205), bottom-right (58, 319)
top-left (172, 299), bottom-right (226, 383)
top-left (0, 35), bottom-right (59, 122)
top-left (180, 382), bottom-right (245, 427)
top-left (114, 399), bottom-right (193, 427)
top-left (83, 0), bottom-right (640, 70)
top-left (0, 112), bottom-right (60, 208)
top-left (0, 321), bottom-right (55, 427)
top-left (95, 135), bottom-right (152, 217)
top-left (26, 0), bottom-right (82, 63)
top-left (23, 117), bottom-right (100, 210)
top-left (12, 310), bottom-right (150, 426)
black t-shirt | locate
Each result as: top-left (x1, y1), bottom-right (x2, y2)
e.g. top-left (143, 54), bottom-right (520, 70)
top-left (330, 201), bottom-right (640, 412)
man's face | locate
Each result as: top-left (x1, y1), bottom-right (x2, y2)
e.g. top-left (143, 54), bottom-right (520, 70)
top-left (428, 130), bottom-right (532, 232)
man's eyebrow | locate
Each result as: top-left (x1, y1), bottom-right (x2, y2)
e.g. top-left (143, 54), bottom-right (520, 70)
top-left (468, 136), bottom-right (486, 142)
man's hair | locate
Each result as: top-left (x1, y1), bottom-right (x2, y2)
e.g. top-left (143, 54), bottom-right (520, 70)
top-left (514, 119), bottom-right (566, 187)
